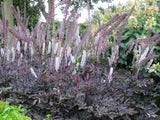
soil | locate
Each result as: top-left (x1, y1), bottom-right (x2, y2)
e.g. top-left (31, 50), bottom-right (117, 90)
top-left (0, 57), bottom-right (160, 120)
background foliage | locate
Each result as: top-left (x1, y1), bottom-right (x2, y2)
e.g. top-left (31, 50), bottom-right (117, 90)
top-left (0, 0), bottom-right (40, 29)
top-left (91, 0), bottom-right (160, 68)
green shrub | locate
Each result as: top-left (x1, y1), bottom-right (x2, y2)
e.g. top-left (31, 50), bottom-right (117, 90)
top-left (149, 62), bottom-right (160, 78)
top-left (0, 101), bottom-right (31, 120)
top-left (92, 0), bottom-right (160, 69)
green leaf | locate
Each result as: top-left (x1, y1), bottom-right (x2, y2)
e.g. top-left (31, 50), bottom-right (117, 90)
top-left (2, 114), bottom-right (8, 118)
top-left (47, 114), bottom-right (51, 118)
top-left (3, 107), bottom-right (10, 113)
top-left (138, 21), bottom-right (143, 27)
top-left (43, 70), bottom-right (47, 74)
top-left (13, 112), bottom-right (19, 117)
top-left (5, 87), bottom-right (12, 90)
top-left (143, 72), bottom-right (151, 78)
top-left (120, 43), bottom-right (126, 48)
top-left (42, 62), bottom-right (46, 66)
top-left (133, 33), bottom-right (140, 38)
top-left (124, 77), bottom-right (130, 82)
top-left (76, 53), bottom-right (82, 62)
top-left (122, 35), bottom-right (129, 40)
top-left (126, 37), bottom-right (135, 45)
top-left (72, 71), bottom-right (76, 75)
top-left (16, 73), bottom-right (19, 79)
top-left (124, 30), bottom-right (132, 36)
top-left (155, 72), bottom-right (160, 78)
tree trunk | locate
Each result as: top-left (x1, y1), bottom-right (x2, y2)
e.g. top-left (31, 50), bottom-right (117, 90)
top-left (37, 0), bottom-right (48, 19)
top-left (50, 0), bottom-right (56, 39)
top-left (4, 0), bottom-right (14, 49)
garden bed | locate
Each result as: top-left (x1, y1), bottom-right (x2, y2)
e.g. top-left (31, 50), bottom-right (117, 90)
top-left (0, 1), bottom-right (160, 119)
top-left (0, 58), bottom-right (160, 120)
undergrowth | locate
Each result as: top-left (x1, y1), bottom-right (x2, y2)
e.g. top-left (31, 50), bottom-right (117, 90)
top-left (0, 101), bottom-right (31, 120)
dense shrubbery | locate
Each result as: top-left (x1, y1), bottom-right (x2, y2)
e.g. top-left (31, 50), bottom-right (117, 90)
top-left (92, 0), bottom-right (160, 76)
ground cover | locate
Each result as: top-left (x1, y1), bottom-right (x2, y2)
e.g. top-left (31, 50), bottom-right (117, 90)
top-left (0, 57), bottom-right (160, 120)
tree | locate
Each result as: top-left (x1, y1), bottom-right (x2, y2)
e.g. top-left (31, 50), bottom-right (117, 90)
top-left (13, 0), bottom-right (41, 29)
top-left (0, 0), bottom-right (41, 29)
top-left (37, 0), bottom-right (113, 20)
top-left (70, 0), bottom-right (113, 10)
top-left (3, 0), bottom-right (14, 49)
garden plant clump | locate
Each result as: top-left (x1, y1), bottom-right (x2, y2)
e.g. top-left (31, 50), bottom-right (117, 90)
top-left (0, 100), bottom-right (31, 120)
top-left (0, 0), bottom-right (160, 119)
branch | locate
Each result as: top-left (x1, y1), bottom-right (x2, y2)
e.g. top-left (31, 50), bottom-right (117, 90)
top-left (8, 27), bottom-right (36, 42)
top-left (37, 0), bottom-right (48, 19)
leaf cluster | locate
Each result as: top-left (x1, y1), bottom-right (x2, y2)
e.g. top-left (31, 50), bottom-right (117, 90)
top-left (68, 0), bottom-right (113, 10)
top-left (91, 0), bottom-right (160, 74)
top-left (0, 101), bottom-right (31, 120)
